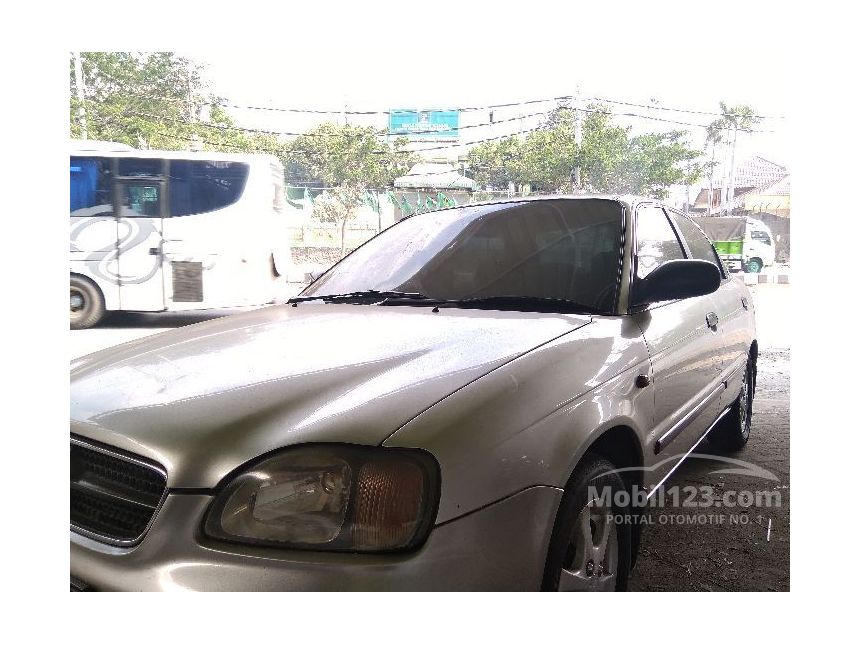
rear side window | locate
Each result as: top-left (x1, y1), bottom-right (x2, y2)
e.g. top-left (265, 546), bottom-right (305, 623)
top-left (635, 204), bottom-right (685, 279)
top-left (169, 160), bottom-right (249, 217)
top-left (70, 157), bottom-right (114, 217)
top-left (670, 212), bottom-right (726, 278)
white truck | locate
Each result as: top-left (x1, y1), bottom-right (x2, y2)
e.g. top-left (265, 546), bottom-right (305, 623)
top-left (691, 216), bottom-right (776, 273)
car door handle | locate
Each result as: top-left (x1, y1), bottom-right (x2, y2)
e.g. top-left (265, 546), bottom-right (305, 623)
top-left (148, 247), bottom-right (161, 256)
top-left (706, 312), bottom-right (719, 330)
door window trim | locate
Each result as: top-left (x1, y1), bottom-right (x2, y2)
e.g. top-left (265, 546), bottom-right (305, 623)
top-left (628, 201), bottom-right (690, 313)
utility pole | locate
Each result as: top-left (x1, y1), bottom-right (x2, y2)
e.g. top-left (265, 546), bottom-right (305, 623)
top-left (684, 160), bottom-right (692, 214)
top-left (719, 141), bottom-right (730, 214)
top-left (707, 137), bottom-right (716, 215)
top-left (73, 52), bottom-right (88, 140)
top-left (187, 61), bottom-right (201, 152)
top-left (573, 84), bottom-right (582, 192)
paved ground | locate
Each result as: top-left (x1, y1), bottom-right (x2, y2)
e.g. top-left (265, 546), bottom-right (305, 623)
top-left (69, 283), bottom-right (790, 592)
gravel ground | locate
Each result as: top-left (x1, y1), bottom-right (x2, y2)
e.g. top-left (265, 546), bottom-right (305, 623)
top-left (628, 347), bottom-right (790, 591)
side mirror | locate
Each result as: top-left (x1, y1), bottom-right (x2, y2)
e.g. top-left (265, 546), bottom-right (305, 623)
top-left (631, 259), bottom-right (721, 308)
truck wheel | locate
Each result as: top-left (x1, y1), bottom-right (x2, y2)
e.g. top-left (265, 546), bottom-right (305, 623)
top-left (70, 275), bottom-right (105, 330)
top-left (542, 455), bottom-right (632, 591)
top-left (744, 258), bottom-right (763, 273)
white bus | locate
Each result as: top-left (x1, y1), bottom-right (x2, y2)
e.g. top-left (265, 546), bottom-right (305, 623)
top-left (70, 141), bottom-right (291, 329)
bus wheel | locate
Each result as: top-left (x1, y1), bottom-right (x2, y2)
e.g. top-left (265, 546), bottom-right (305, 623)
top-left (70, 275), bottom-right (105, 330)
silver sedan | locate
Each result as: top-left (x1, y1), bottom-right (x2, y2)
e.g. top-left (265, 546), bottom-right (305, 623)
top-left (70, 196), bottom-right (757, 591)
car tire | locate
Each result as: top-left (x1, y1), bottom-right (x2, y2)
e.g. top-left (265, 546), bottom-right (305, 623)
top-left (744, 258), bottom-right (763, 273)
top-left (70, 275), bottom-right (106, 330)
top-left (542, 455), bottom-right (632, 591)
top-left (709, 354), bottom-right (755, 452)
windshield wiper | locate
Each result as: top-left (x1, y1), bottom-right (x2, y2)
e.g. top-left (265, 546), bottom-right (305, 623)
top-left (288, 290), bottom-right (436, 305)
top-left (444, 295), bottom-right (601, 314)
top-left (288, 291), bottom-right (601, 314)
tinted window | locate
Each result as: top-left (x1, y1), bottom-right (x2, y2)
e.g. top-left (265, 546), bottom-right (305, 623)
top-left (169, 160), bottom-right (249, 216)
top-left (70, 157), bottom-right (114, 217)
top-left (119, 158), bottom-right (164, 177)
top-left (670, 212), bottom-right (725, 277)
top-left (305, 199), bottom-right (623, 313)
top-left (118, 182), bottom-right (162, 218)
top-left (635, 205), bottom-right (685, 279)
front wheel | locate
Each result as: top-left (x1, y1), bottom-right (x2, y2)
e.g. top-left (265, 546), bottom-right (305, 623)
top-left (744, 257), bottom-right (763, 273)
top-left (542, 455), bottom-right (631, 591)
top-left (70, 275), bottom-right (105, 330)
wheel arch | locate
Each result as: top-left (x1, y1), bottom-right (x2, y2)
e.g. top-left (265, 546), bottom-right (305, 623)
top-left (566, 423), bottom-right (646, 566)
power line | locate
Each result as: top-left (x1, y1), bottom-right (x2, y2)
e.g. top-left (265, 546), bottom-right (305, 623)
top-left (84, 68), bottom-right (786, 121)
top-left (582, 96), bottom-right (785, 120)
top-left (122, 107), bottom-right (553, 138)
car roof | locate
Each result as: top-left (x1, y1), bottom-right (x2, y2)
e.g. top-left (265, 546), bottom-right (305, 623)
top-left (429, 193), bottom-right (655, 214)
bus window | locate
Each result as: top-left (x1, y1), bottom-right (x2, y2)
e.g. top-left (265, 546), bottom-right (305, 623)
top-left (70, 157), bottom-right (114, 217)
top-left (119, 158), bottom-right (164, 177)
top-left (119, 183), bottom-right (162, 218)
top-left (168, 160), bottom-right (249, 217)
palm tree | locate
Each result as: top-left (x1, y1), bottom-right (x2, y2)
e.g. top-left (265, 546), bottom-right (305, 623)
top-left (704, 121), bottom-right (724, 215)
top-left (718, 102), bottom-right (762, 215)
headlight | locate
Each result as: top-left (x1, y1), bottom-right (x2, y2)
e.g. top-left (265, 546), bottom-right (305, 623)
top-left (204, 444), bottom-right (439, 552)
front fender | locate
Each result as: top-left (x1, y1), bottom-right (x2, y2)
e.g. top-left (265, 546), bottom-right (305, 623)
top-left (384, 317), bottom-right (654, 524)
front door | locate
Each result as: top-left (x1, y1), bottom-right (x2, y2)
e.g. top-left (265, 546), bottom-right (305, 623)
top-left (632, 204), bottom-right (725, 492)
top-left (115, 178), bottom-right (166, 311)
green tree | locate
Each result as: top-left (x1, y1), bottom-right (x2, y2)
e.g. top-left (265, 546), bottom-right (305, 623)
top-left (69, 52), bottom-right (284, 156)
top-left (467, 136), bottom-right (524, 189)
top-left (467, 103), bottom-right (699, 197)
top-left (312, 186), bottom-right (366, 258)
top-left (605, 131), bottom-right (702, 198)
top-left (287, 123), bottom-right (416, 256)
top-left (286, 123), bottom-right (415, 187)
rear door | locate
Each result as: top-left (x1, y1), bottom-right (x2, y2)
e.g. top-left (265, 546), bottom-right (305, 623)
top-left (670, 211), bottom-right (751, 409)
top-left (633, 204), bottom-right (725, 490)
top-left (114, 158), bottom-right (167, 311)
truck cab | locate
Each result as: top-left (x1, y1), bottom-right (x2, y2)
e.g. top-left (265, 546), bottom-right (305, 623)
top-left (743, 218), bottom-right (776, 273)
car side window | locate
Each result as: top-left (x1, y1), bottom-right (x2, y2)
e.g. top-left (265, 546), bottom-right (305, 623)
top-left (635, 204), bottom-right (685, 279)
top-left (670, 211), bottom-right (727, 280)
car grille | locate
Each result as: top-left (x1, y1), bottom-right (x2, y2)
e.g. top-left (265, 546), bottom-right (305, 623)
top-left (70, 438), bottom-right (167, 545)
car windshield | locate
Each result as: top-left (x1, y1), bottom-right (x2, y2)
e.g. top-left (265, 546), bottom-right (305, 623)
top-left (302, 198), bottom-right (624, 313)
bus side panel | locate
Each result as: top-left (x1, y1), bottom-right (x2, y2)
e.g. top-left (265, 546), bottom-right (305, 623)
top-left (70, 216), bottom-right (121, 311)
top-left (160, 160), bottom-right (281, 311)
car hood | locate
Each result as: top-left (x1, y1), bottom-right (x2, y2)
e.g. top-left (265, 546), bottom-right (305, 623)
top-left (71, 303), bottom-right (590, 488)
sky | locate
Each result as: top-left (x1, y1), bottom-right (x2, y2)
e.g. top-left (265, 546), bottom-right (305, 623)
top-left (179, 45), bottom-right (789, 184)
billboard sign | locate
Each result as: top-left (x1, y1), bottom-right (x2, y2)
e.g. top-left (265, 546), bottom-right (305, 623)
top-left (388, 109), bottom-right (460, 140)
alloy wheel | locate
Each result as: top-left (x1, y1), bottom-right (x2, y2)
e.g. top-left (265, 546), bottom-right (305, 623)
top-left (558, 498), bottom-right (619, 591)
top-left (739, 366), bottom-right (751, 440)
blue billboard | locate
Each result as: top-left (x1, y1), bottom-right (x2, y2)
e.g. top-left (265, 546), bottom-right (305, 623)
top-left (388, 109), bottom-right (460, 140)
